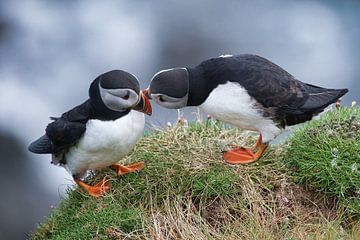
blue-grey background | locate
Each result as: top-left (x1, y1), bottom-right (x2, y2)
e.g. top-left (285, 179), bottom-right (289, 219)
top-left (0, 0), bottom-right (359, 239)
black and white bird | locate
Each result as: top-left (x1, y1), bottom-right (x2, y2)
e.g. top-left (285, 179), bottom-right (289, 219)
top-left (144, 54), bottom-right (348, 164)
top-left (28, 70), bottom-right (152, 197)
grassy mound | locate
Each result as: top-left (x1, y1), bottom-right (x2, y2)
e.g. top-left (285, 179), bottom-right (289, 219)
top-left (32, 109), bottom-right (360, 240)
top-left (284, 107), bottom-right (360, 217)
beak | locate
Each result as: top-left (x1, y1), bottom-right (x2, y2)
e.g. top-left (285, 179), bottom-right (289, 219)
top-left (142, 87), bottom-right (152, 99)
top-left (133, 91), bottom-right (152, 116)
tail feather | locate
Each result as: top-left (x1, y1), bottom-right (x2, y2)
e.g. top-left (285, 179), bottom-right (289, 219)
top-left (28, 135), bottom-right (53, 154)
top-left (301, 86), bottom-right (348, 110)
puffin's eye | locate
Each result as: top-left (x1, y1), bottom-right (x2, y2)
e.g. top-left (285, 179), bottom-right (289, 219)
top-left (122, 93), bottom-right (130, 100)
top-left (158, 95), bottom-right (165, 102)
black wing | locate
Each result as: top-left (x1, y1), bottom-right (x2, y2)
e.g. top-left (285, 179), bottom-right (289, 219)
top-left (28, 135), bottom-right (53, 154)
top-left (28, 120), bottom-right (86, 154)
top-left (28, 100), bottom-right (92, 156)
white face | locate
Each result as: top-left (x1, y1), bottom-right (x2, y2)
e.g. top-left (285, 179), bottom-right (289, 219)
top-left (99, 83), bottom-right (139, 111)
top-left (150, 93), bottom-right (188, 109)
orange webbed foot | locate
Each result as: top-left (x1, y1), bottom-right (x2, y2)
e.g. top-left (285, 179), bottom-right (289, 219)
top-left (110, 161), bottom-right (145, 176)
top-left (223, 133), bottom-right (268, 164)
top-left (75, 177), bottom-right (110, 198)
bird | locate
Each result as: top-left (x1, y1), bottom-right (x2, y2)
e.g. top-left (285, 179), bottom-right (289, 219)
top-left (28, 70), bottom-right (152, 197)
top-left (144, 54), bottom-right (348, 164)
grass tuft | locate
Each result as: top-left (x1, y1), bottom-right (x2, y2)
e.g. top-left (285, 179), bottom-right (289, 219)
top-left (284, 107), bottom-right (360, 217)
top-left (32, 110), bottom-right (360, 240)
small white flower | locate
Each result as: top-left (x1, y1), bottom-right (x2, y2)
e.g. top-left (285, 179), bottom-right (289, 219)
top-left (331, 158), bottom-right (337, 167)
top-left (166, 122), bottom-right (172, 127)
top-left (351, 101), bottom-right (357, 107)
top-left (356, 189), bottom-right (360, 196)
top-left (331, 148), bottom-right (338, 158)
top-left (327, 129), bottom-right (334, 135)
top-left (283, 217), bottom-right (290, 225)
top-left (339, 226), bottom-right (345, 235)
top-left (351, 163), bottom-right (358, 172)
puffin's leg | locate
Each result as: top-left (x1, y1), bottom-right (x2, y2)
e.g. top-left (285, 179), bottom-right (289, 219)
top-left (228, 133), bottom-right (263, 152)
top-left (110, 162), bottom-right (145, 176)
top-left (223, 134), bottom-right (268, 164)
top-left (74, 177), bottom-right (110, 198)
top-left (252, 133), bottom-right (263, 150)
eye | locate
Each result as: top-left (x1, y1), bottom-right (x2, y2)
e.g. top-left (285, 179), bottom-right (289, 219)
top-left (159, 95), bottom-right (165, 102)
top-left (122, 92), bottom-right (130, 100)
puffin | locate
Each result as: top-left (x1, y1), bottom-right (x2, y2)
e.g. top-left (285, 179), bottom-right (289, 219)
top-left (28, 70), bottom-right (152, 197)
top-left (144, 54), bottom-right (348, 164)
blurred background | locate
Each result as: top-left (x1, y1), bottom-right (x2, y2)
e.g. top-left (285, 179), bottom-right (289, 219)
top-left (0, 0), bottom-right (359, 239)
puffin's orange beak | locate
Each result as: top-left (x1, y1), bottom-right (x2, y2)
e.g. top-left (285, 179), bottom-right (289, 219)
top-left (142, 87), bottom-right (152, 99)
top-left (133, 91), bottom-right (152, 115)
top-left (140, 91), bottom-right (152, 116)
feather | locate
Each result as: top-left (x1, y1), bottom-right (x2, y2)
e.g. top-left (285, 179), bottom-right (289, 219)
top-left (28, 135), bottom-right (53, 154)
top-left (301, 88), bottom-right (348, 110)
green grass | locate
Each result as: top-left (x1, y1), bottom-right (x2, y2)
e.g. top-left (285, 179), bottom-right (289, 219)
top-left (32, 108), bottom-right (360, 240)
top-left (284, 107), bottom-right (360, 217)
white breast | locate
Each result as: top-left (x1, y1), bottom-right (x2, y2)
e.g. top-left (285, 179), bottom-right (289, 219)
top-left (199, 81), bottom-right (281, 142)
top-left (65, 110), bottom-right (145, 176)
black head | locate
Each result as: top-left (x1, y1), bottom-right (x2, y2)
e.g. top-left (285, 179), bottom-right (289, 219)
top-left (89, 70), bottom-right (152, 115)
top-left (147, 68), bottom-right (189, 109)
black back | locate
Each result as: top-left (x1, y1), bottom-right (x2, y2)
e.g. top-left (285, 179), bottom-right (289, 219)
top-left (187, 54), bottom-right (348, 126)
